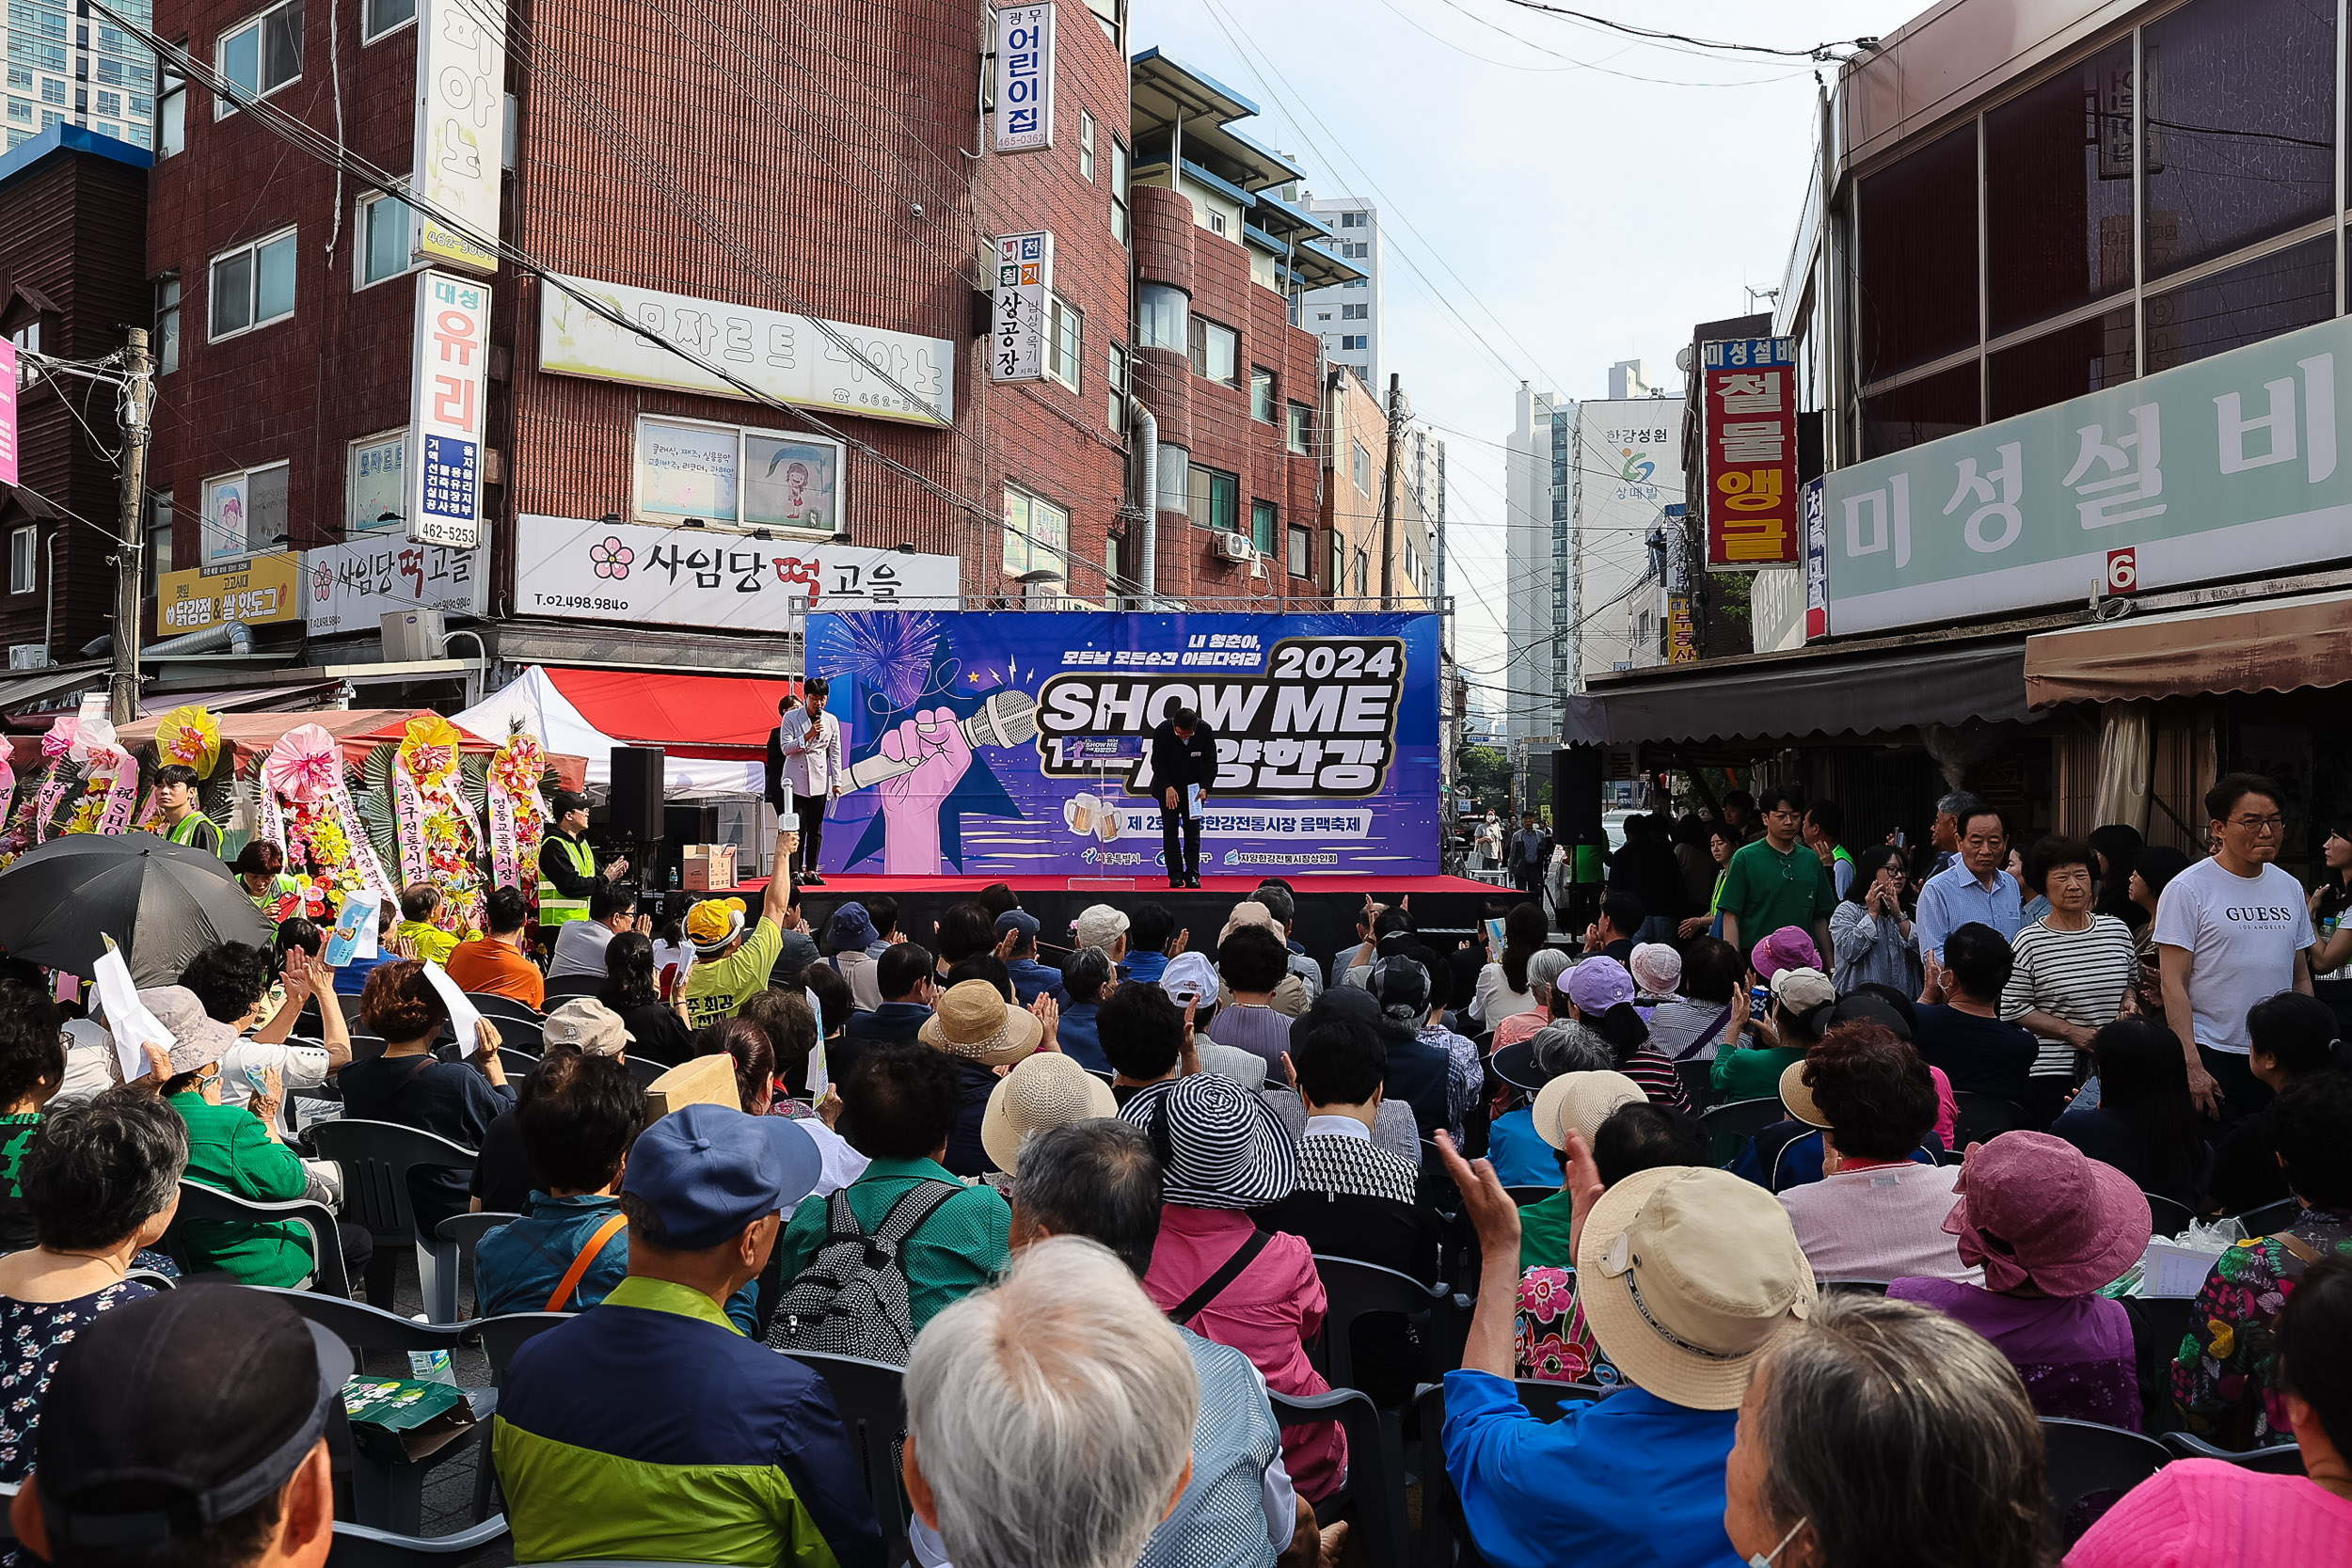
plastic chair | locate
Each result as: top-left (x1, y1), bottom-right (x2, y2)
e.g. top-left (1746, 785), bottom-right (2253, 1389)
top-left (327, 1517), bottom-right (511, 1568)
top-left (624, 1054), bottom-right (669, 1091)
top-left (1818, 1279), bottom-right (1892, 1295)
top-left (2041, 1417), bottom-right (2171, 1536)
top-left (253, 1288), bottom-right (494, 1537)
top-left (1311, 1255), bottom-right (1453, 1399)
top-left (124, 1266), bottom-right (178, 1291)
top-left (1697, 1096), bottom-right (1787, 1166)
top-left (478, 1311), bottom-right (573, 1382)
top-left (310, 1119), bottom-right (480, 1318)
top-left (1504, 1185), bottom-right (1559, 1207)
top-left (1513, 1378), bottom-right (1609, 1420)
top-left (466, 992), bottom-right (545, 1026)
top-left (2160, 1430), bottom-right (2306, 1473)
top-left (1672, 1057), bottom-right (1716, 1108)
top-left (2234, 1196), bottom-right (2303, 1237)
top-left (2142, 1192), bottom-right (2194, 1238)
top-left (541, 973), bottom-right (604, 1003)
top-left (1270, 1386), bottom-right (1404, 1568)
top-left (436, 1212), bottom-right (519, 1321)
top-left (164, 1180), bottom-right (351, 1299)
top-left (348, 1034), bottom-right (390, 1066)
top-left (1953, 1092), bottom-right (2029, 1147)
top-left (781, 1350), bottom-right (915, 1568)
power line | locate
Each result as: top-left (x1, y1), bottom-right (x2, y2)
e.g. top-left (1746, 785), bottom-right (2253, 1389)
top-left (1496, 0), bottom-right (1881, 62)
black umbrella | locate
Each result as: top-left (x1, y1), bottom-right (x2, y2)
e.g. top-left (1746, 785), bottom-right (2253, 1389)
top-left (0, 831), bottom-right (276, 984)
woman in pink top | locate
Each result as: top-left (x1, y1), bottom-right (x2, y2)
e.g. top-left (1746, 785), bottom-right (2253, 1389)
top-left (2068, 1257), bottom-right (2352, 1566)
top-left (1489, 948), bottom-right (1572, 1057)
top-left (1121, 1071), bottom-right (1346, 1500)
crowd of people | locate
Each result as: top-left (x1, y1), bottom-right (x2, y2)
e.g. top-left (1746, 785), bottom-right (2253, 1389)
top-left (2, 772), bottom-right (2352, 1568)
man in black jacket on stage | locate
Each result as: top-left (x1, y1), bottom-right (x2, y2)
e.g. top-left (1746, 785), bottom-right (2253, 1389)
top-left (1146, 705), bottom-right (1218, 890)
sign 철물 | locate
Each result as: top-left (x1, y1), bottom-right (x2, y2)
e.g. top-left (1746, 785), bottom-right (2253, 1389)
top-left (405, 271), bottom-right (490, 550)
top-left (991, 231), bottom-right (1052, 384)
top-left (993, 3), bottom-right (1055, 152)
top-left (303, 537), bottom-right (487, 635)
top-left (157, 552), bottom-right (301, 636)
top-left (409, 0), bottom-right (504, 274)
top-left (1702, 337), bottom-right (1799, 569)
top-left (1818, 313), bottom-right (2352, 636)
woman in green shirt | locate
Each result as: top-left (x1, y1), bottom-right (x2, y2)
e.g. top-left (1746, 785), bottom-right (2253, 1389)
top-left (1711, 967), bottom-right (1836, 1102)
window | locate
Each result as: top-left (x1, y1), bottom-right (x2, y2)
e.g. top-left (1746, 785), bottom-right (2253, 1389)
top-left (157, 66), bottom-right (184, 155)
top-left (1186, 464), bottom-right (1238, 532)
top-left (1343, 241), bottom-right (1368, 260)
top-left (1340, 211), bottom-right (1365, 229)
top-left (1340, 334), bottom-right (1367, 351)
top-left (1249, 367), bottom-right (1274, 422)
top-left (1345, 277), bottom-right (1367, 289)
top-left (1855, 122), bottom-right (1977, 380)
top-left (216, 0), bottom-right (303, 117)
top-left (1105, 531), bottom-right (1121, 598)
top-left (1136, 282), bottom-right (1185, 350)
top-left (1286, 403), bottom-right (1311, 455)
top-left (1341, 303), bottom-right (1367, 320)
top-left (38, 111), bottom-right (57, 131)
top-left (144, 492), bottom-right (173, 596)
top-left (362, 0), bottom-right (414, 40)
top-left (1355, 548), bottom-right (1369, 597)
top-left (152, 272), bottom-right (180, 374)
top-left (2144, 233), bottom-right (2334, 374)
top-left (1110, 137), bottom-right (1129, 245)
top-left (99, 121), bottom-right (123, 140)
top-left (8, 527), bottom-right (34, 595)
top-left (1046, 293), bottom-right (1082, 391)
top-left (200, 462), bottom-right (288, 560)
top-left (357, 189), bottom-right (415, 289)
top-left (1287, 522), bottom-right (1310, 579)
top-left (9, 320), bottom-right (40, 368)
top-left (4, 101), bottom-right (26, 123)
top-left (1105, 343), bottom-right (1127, 432)
top-left (1352, 440), bottom-right (1372, 493)
top-left (94, 88), bottom-right (117, 114)
top-left (1982, 40), bottom-right (2134, 338)
top-left (347, 431), bottom-right (405, 530)
top-left (1249, 499), bottom-right (1277, 555)
top-left (208, 227), bottom-right (296, 339)
top-left (1186, 315), bottom-right (1236, 385)
top-left (634, 415), bottom-right (846, 534)
top-left (40, 80), bottom-right (63, 104)
top-left (1003, 484), bottom-right (1069, 577)
top-left (2, 68), bottom-right (26, 89)
top-left (1315, 311), bottom-right (1331, 323)
top-left (1078, 110), bottom-right (1094, 181)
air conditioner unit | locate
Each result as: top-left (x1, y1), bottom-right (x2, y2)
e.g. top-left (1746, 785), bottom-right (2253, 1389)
top-left (8, 645), bottom-right (48, 671)
top-left (1214, 531), bottom-right (1253, 563)
top-left (380, 610), bottom-right (446, 662)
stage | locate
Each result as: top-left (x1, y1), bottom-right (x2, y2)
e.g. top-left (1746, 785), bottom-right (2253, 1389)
top-left (681, 872), bottom-right (1523, 968)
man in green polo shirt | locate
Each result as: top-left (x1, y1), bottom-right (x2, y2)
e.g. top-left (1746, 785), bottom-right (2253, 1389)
top-left (153, 765), bottom-right (221, 856)
top-left (1718, 785), bottom-right (1836, 970)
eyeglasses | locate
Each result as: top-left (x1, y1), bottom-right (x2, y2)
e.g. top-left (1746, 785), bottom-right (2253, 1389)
top-left (2229, 816), bottom-right (2286, 834)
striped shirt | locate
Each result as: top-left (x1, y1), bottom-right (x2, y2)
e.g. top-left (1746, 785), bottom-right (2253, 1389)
top-left (1999, 914), bottom-right (2139, 1080)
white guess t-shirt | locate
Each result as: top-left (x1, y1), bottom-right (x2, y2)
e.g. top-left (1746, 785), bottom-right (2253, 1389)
top-left (2152, 857), bottom-right (2314, 1054)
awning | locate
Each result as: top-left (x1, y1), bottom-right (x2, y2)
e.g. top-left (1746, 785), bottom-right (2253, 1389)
top-left (2024, 590), bottom-right (2352, 707)
top-left (451, 666), bottom-right (784, 796)
top-left (1565, 641), bottom-right (2029, 746)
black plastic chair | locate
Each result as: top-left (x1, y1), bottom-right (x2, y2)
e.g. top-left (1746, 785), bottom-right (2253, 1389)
top-left (624, 1054), bottom-right (670, 1091)
top-left (477, 1310), bottom-right (573, 1382)
top-left (124, 1266), bottom-right (178, 1291)
top-left (310, 1119), bottom-right (479, 1317)
top-left (2160, 1430), bottom-right (2305, 1473)
top-left (1818, 1279), bottom-right (1892, 1295)
top-left (164, 1180), bottom-right (351, 1298)
top-left (781, 1350), bottom-right (915, 1568)
top-left (1504, 1185), bottom-right (1559, 1207)
top-left (347, 1033), bottom-right (390, 1066)
top-left (1271, 1386), bottom-right (1404, 1568)
top-left (326, 1517), bottom-right (510, 1568)
top-left (2041, 1417), bottom-right (2170, 1537)
top-left (1953, 1092), bottom-right (2029, 1147)
top-left (2234, 1196), bottom-right (2304, 1237)
top-left (435, 1212), bottom-right (520, 1321)
top-left (254, 1289), bottom-right (494, 1537)
top-left (1312, 1255), bottom-right (1454, 1398)
top-left (1672, 1057), bottom-right (1716, 1109)
top-left (1514, 1378), bottom-right (1610, 1420)
top-left (541, 973), bottom-right (604, 1003)
top-left (2142, 1192), bottom-right (2193, 1238)
top-left (466, 992), bottom-right (545, 1026)
top-left (1698, 1096), bottom-right (1786, 1164)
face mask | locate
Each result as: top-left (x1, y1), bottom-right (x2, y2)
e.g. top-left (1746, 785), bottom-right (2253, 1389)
top-left (1749, 1519), bottom-right (1805, 1568)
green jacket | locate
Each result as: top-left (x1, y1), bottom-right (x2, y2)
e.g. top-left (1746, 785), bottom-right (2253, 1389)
top-left (1709, 1044), bottom-right (1804, 1104)
top-left (169, 1090), bottom-right (313, 1287)
top-left (773, 1156), bottom-right (1009, 1337)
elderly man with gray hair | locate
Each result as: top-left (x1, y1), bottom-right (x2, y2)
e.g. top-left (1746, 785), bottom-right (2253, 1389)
top-left (903, 1234), bottom-right (1197, 1568)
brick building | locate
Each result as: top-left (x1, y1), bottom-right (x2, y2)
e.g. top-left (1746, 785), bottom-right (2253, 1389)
top-left (138, 0), bottom-right (1139, 678)
top-left (0, 125), bottom-right (151, 672)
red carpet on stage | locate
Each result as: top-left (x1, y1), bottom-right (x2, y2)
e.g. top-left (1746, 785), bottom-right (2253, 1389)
top-left (765, 873), bottom-right (1498, 895)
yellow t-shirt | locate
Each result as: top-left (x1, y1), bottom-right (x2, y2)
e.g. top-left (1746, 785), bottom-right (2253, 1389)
top-left (682, 917), bottom-right (783, 1030)
top-left (396, 921), bottom-right (459, 966)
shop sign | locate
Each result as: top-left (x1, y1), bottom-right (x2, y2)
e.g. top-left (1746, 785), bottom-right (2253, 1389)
top-left (303, 537), bottom-right (487, 636)
top-left (1665, 594), bottom-right (1696, 662)
top-left (1701, 337), bottom-right (1799, 569)
top-left (538, 274), bottom-right (953, 426)
top-left (514, 514), bottom-right (959, 631)
top-left (157, 552), bottom-right (300, 636)
top-left (993, 4), bottom-right (1055, 151)
top-left (0, 340), bottom-right (17, 487)
top-left (409, 0), bottom-right (504, 273)
top-left (990, 231), bottom-right (1052, 383)
top-left (1820, 313), bottom-right (2352, 636)
top-left (405, 270), bottom-right (490, 550)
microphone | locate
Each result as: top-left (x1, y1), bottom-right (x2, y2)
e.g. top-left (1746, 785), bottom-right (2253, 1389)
top-left (843, 689), bottom-right (1040, 791)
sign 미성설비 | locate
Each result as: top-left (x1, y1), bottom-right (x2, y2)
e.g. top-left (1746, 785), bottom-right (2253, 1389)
top-left (303, 537), bottom-right (487, 636)
top-left (514, 515), bottom-right (959, 632)
top-left (1817, 312), bottom-right (2352, 637)
top-left (1702, 337), bottom-right (1798, 569)
top-left (158, 552), bottom-right (301, 636)
top-left (405, 270), bottom-right (490, 550)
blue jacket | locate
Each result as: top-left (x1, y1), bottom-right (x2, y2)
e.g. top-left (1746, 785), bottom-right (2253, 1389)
top-left (494, 1276), bottom-right (884, 1568)
top-left (1122, 950), bottom-right (1169, 987)
top-left (1056, 1002), bottom-right (1110, 1074)
top-left (1005, 956), bottom-right (1061, 1006)
top-left (477, 1192), bottom-right (756, 1331)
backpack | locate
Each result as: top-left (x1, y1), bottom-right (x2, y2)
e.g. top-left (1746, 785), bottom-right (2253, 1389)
top-left (766, 1179), bottom-right (961, 1363)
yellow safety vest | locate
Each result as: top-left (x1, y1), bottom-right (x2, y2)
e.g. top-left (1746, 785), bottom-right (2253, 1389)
top-left (540, 834), bottom-right (596, 925)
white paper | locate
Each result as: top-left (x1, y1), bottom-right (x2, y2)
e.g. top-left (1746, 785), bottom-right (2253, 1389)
top-left (422, 960), bottom-right (486, 1053)
top-left (804, 985), bottom-right (829, 1100)
top-left (354, 908), bottom-right (380, 960)
top-left (93, 938), bottom-right (173, 1081)
top-left (1185, 783), bottom-right (1204, 820)
top-left (2142, 1241), bottom-right (2226, 1298)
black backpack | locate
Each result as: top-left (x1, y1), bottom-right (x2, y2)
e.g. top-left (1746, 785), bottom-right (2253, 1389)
top-left (766, 1179), bottom-right (961, 1364)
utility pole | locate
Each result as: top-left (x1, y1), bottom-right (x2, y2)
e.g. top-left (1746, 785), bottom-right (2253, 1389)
top-left (1376, 371), bottom-right (1402, 608)
top-left (110, 327), bottom-right (153, 725)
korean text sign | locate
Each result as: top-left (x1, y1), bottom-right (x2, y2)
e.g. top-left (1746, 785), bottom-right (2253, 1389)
top-left (0, 340), bottom-right (16, 488)
top-left (1703, 337), bottom-right (1799, 569)
top-left (303, 537), bottom-right (487, 635)
top-left (405, 271), bottom-right (490, 549)
top-left (991, 232), bottom-right (1052, 383)
top-left (804, 610), bottom-right (1441, 878)
top-left (993, 4), bottom-right (1055, 152)
top-left (515, 515), bottom-right (959, 631)
top-left (410, 0), bottom-right (504, 274)
top-left (157, 552), bottom-right (300, 636)
top-left (1820, 314), bottom-right (2352, 635)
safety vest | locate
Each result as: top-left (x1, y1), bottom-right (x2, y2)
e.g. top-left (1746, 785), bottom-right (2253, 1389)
top-left (540, 833), bottom-right (596, 925)
top-left (166, 813), bottom-right (220, 854)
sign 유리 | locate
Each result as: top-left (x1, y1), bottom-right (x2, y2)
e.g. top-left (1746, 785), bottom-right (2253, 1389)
top-left (405, 271), bottom-right (490, 550)
top-left (1701, 337), bottom-right (1799, 569)
top-left (409, 0), bottom-right (504, 274)
top-left (303, 537), bottom-right (487, 636)
top-left (157, 552), bottom-right (301, 636)
top-left (538, 274), bottom-right (953, 426)
top-left (990, 232), bottom-right (1052, 384)
top-left (993, 4), bottom-right (1055, 152)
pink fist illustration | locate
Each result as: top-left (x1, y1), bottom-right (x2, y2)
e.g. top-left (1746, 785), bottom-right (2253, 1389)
top-left (877, 706), bottom-right (972, 874)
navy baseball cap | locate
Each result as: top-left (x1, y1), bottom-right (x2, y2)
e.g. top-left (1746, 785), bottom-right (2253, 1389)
top-left (995, 908), bottom-right (1041, 941)
top-left (623, 1103), bottom-right (823, 1250)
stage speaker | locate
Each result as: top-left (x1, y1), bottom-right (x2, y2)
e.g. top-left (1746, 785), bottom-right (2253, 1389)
top-left (1552, 745), bottom-right (1605, 845)
top-left (610, 747), bottom-right (665, 843)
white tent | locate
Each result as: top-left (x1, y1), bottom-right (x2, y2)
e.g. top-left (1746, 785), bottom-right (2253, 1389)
top-left (452, 666), bottom-right (763, 798)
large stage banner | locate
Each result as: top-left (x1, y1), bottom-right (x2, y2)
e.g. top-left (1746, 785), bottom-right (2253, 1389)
top-left (804, 610), bottom-right (1442, 878)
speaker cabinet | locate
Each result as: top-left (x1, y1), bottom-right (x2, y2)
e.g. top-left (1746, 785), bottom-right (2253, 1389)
top-left (609, 747), bottom-right (665, 843)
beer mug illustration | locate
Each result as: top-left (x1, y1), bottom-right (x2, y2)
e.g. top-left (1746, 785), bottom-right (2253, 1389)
top-left (1065, 793), bottom-right (1100, 835)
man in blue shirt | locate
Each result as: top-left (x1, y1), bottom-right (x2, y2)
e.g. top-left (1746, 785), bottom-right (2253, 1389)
top-left (1122, 902), bottom-right (1180, 987)
top-left (1433, 1129), bottom-right (1816, 1568)
top-left (996, 910), bottom-right (1061, 1005)
top-left (836, 943), bottom-right (936, 1085)
top-left (1915, 801), bottom-right (2023, 963)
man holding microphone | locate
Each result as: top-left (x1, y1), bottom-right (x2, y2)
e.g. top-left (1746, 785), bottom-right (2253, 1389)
top-left (770, 678), bottom-right (844, 887)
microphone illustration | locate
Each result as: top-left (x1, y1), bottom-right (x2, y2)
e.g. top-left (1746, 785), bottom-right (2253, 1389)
top-left (842, 689), bottom-right (1040, 791)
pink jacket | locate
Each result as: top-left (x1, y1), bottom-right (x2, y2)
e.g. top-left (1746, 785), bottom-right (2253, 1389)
top-left (1141, 1204), bottom-right (1347, 1500)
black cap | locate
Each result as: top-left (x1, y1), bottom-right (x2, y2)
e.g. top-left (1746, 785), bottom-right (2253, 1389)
top-left (37, 1286), bottom-right (352, 1546)
top-left (552, 789), bottom-right (591, 817)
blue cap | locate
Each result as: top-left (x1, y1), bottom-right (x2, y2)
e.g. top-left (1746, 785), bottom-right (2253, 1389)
top-left (622, 1104), bottom-right (823, 1251)
top-left (995, 908), bottom-right (1041, 940)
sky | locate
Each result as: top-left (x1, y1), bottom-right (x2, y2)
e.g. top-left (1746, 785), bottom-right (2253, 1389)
top-left (1134, 0), bottom-right (1928, 724)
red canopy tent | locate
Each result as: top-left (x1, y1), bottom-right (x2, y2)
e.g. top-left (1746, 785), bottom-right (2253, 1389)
top-left (533, 668), bottom-right (796, 761)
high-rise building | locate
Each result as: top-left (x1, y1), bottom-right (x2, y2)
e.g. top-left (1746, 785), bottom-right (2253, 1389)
top-left (1299, 195), bottom-right (1377, 390)
top-left (2, 0), bottom-right (157, 152)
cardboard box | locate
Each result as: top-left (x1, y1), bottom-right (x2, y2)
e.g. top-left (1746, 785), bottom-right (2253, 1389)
top-left (682, 844), bottom-right (738, 892)
top-left (342, 1377), bottom-right (477, 1465)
